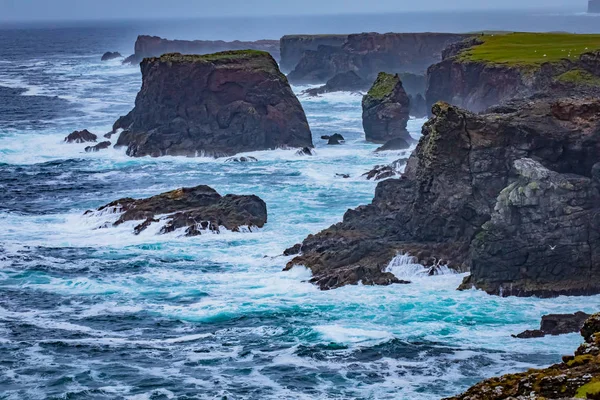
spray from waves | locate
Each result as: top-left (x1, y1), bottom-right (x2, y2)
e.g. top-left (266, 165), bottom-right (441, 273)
top-left (385, 253), bottom-right (457, 280)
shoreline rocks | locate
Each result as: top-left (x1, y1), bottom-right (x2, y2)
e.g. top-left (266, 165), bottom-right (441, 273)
top-left (85, 141), bottom-right (111, 152)
top-left (101, 52), bottom-right (122, 61)
top-left (114, 51), bottom-right (313, 158)
top-left (279, 34), bottom-right (348, 73)
top-left (88, 185), bottom-right (267, 236)
top-left (64, 129), bottom-right (97, 143)
top-left (302, 71), bottom-right (370, 96)
top-left (513, 312), bottom-right (591, 339)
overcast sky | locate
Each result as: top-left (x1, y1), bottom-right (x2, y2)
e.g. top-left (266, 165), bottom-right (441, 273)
top-left (0, 0), bottom-right (582, 21)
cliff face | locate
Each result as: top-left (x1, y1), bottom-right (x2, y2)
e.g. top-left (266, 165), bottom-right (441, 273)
top-left (445, 313), bottom-right (600, 400)
top-left (287, 32), bottom-right (471, 84)
top-left (279, 35), bottom-right (348, 73)
top-left (114, 51), bottom-right (313, 158)
top-left (426, 34), bottom-right (600, 112)
top-left (124, 35), bottom-right (281, 65)
top-left (590, 0), bottom-right (600, 13)
top-left (362, 73), bottom-right (412, 144)
top-left (287, 96), bottom-right (600, 295)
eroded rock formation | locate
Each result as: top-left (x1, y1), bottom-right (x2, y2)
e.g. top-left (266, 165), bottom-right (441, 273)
top-left (64, 129), bottom-right (97, 143)
top-left (101, 52), bottom-right (122, 61)
top-left (279, 34), bottom-right (348, 72)
top-left (114, 51), bottom-right (313, 157)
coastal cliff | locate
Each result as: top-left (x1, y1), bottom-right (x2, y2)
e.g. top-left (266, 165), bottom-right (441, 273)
top-left (123, 35), bottom-right (280, 65)
top-left (279, 34), bottom-right (348, 72)
top-left (114, 51), bottom-right (312, 157)
top-left (426, 33), bottom-right (600, 112)
top-left (287, 32), bottom-right (470, 84)
top-left (287, 96), bottom-right (600, 294)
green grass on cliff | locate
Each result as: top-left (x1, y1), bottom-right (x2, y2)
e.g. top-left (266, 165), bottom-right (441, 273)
top-left (366, 72), bottom-right (399, 99)
top-left (458, 32), bottom-right (600, 66)
top-left (157, 50), bottom-right (272, 63)
top-left (556, 68), bottom-right (600, 86)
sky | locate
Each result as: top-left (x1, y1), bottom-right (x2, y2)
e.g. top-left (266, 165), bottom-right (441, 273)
top-left (0, 0), bottom-right (583, 21)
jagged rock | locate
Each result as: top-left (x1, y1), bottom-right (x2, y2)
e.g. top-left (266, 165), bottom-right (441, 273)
top-left (114, 51), bottom-right (313, 158)
top-left (362, 73), bottom-right (413, 144)
top-left (326, 133), bottom-right (345, 145)
top-left (85, 141), bottom-right (111, 152)
top-left (279, 35), bottom-right (348, 73)
top-left (64, 129), bottom-right (97, 143)
top-left (362, 159), bottom-right (406, 181)
top-left (284, 243), bottom-right (302, 256)
top-left (375, 138), bottom-right (411, 152)
top-left (513, 312), bottom-right (591, 339)
top-left (288, 32), bottom-right (471, 84)
top-left (445, 313), bottom-right (600, 400)
top-left (123, 35), bottom-right (281, 65)
top-left (225, 156), bottom-right (258, 163)
top-left (296, 147), bottom-right (314, 156)
top-left (101, 52), bottom-right (122, 61)
top-left (302, 71), bottom-right (370, 96)
top-left (88, 185), bottom-right (267, 236)
top-left (288, 96), bottom-right (600, 292)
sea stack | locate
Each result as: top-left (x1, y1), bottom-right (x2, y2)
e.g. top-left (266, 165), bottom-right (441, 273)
top-left (362, 72), bottom-right (413, 145)
top-left (114, 51), bottom-right (313, 157)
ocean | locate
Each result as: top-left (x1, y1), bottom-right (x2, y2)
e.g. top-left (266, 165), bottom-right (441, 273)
top-left (1, 10), bottom-right (600, 400)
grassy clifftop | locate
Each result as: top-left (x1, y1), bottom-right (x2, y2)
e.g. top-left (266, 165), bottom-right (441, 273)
top-left (366, 72), bottom-right (400, 100)
top-left (458, 32), bottom-right (600, 66)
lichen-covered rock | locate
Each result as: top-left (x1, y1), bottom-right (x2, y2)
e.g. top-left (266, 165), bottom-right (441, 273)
top-left (289, 96), bottom-right (600, 292)
top-left (88, 185), bottom-right (267, 235)
top-left (114, 51), bottom-right (313, 157)
top-left (362, 73), bottom-right (413, 144)
top-left (64, 129), bottom-right (97, 143)
top-left (445, 313), bottom-right (600, 400)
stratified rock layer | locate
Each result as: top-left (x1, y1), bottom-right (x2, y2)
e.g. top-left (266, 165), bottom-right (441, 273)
top-left (445, 313), bottom-right (600, 400)
top-left (90, 185), bottom-right (267, 236)
top-left (289, 96), bottom-right (600, 294)
top-left (114, 51), bottom-right (313, 157)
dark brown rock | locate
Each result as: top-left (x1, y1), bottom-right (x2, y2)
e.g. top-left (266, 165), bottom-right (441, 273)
top-left (64, 129), bottom-right (97, 143)
top-left (513, 312), bottom-right (591, 339)
top-left (90, 185), bottom-right (267, 235)
top-left (85, 141), bottom-right (111, 152)
top-left (101, 52), bottom-right (122, 61)
top-left (114, 51), bottom-right (313, 158)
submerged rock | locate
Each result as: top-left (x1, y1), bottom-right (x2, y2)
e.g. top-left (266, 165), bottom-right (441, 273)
top-left (101, 52), bottom-right (122, 61)
top-left (64, 129), bottom-right (97, 143)
top-left (114, 51), bottom-right (313, 158)
top-left (225, 156), bottom-right (258, 163)
top-left (513, 312), bottom-right (591, 339)
top-left (446, 313), bottom-right (600, 400)
top-left (326, 133), bottom-right (345, 145)
top-left (89, 185), bottom-right (267, 235)
top-left (362, 73), bottom-right (413, 144)
top-left (289, 96), bottom-right (600, 293)
top-left (85, 141), bottom-right (111, 152)
top-left (375, 138), bottom-right (411, 152)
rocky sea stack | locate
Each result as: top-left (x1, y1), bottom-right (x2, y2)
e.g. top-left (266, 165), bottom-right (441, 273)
top-left (114, 51), bottom-right (313, 157)
top-left (446, 313), bottom-right (600, 400)
top-left (362, 72), bottom-right (413, 145)
top-left (88, 185), bottom-right (267, 236)
top-left (289, 96), bottom-right (600, 294)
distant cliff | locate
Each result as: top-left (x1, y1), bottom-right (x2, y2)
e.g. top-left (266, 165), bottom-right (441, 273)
top-left (287, 32), bottom-right (471, 84)
top-left (123, 35), bottom-right (280, 65)
top-left (590, 0), bottom-right (600, 13)
top-left (426, 33), bottom-right (600, 112)
top-left (279, 35), bottom-right (348, 73)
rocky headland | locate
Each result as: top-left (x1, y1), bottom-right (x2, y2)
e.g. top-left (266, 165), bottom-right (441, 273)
top-left (123, 35), bottom-right (281, 65)
top-left (279, 34), bottom-right (348, 72)
top-left (446, 313), bottom-right (600, 400)
top-left (302, 71), bottom-right (370, 96)
top-left (88, 185), bottom-right (267, 236)
top-left (114, 50), bottom-right (313, 158)
top-left (426, 33), bottom-right (600, 112)
top-left (287, 32), bottom-right (471, 84)
top-left (287, 96), bottom-right (600, 294)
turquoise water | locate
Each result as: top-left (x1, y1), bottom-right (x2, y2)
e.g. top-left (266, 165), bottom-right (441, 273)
top-left (1, 24), bottom-right (599, 400)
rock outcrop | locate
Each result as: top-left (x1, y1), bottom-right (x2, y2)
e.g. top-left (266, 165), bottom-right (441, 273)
top-left (362, 73), bottom-right (413, 144)
top-left (302, 71), bottom-right (370, 96)
top-left (426, 33), bottom-right (600, 112)
top-left (514, 312), bottom-right (591, 339)
top-left (64, 129), bottom-right (97, 143)
top-left (101, 52), bottom-right (122, 61)
top-left (123, 35), bottom-right (280, 65)
top-left (85, 141), bottom-right (111, 152)
top-left (88, 185), bottom-right (267, 235)
top-left (279, 34), bottom-right (348, 73)
top-left (287, 32), bottom-right (471, 84)
top-left (114, 51), bottom-right (313, 158)
top-left (446, 313), bottom-right (600, 400)
top-left (288, 96), bottom-right (600, 294)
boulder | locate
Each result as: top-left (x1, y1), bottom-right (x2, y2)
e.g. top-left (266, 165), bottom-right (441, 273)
top-left (114, 51), bottom-right (313, 158)
top-left (101, 52), bottom-right (122, 61)
top-left (64, 129), bottom-right (97, 143)
top-left (362, 159), bottom-right (407, 181)
top-left (288, 96), bottom-right (600, 293)
top-left (513, 312), bottom-right (591, 339)
top-left (85, 141), bottom-right (111, 152)
top-left (445, 313), bottom-right (600, 400)
top-left (327, 133), bottom-right (345, 145)
top-left (88, 185), bottom-right (267, 235)
top-left (362, 72), bottom-right (413, 144)
top-left (302, 71), bottom-right (370, 96)
top-left (375, 138), bottom-right (411, 152)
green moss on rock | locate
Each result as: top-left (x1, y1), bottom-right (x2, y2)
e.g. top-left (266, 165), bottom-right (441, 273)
top-left (366, 72), bottom-right (400, 100)
top-left (556, 69), bottom-right (600, 87)
top-left (576, 379), bottom-right (600, 398)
